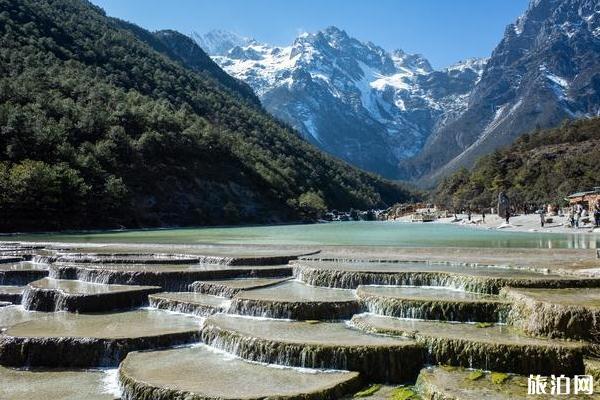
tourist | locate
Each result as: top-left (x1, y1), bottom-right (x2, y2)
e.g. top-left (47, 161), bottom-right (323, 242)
top-left (505, 209), bottom-right (510, 224)
top-left (540, 210), bottom-right (545, 228)
top-left (482, 211), bottom-right (486, 223)
top-left (569, 208), bottom-right (575, 228)
top-left (467, 210), bottom-right (472, 221)
top-left (595, 206), bottom-right (600, 228)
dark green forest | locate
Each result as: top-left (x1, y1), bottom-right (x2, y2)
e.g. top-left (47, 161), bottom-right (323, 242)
top-left (0, 0), bottom-right (413, 231)
top-left (434, 117), bottom-right (600, 211)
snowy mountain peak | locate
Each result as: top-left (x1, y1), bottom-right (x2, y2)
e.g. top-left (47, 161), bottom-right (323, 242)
top-left (321, 25), bottom-right (349, 41)
top-left (206, 27), bottom-right (484, 177)
top-left (444, 57), bottom-right (489, 82)
top-left (445, 57), bottom-right (488, 73)
top-left (391, 49), bottom-right (433, 74)
top-left (399, 0), bottom-right (600, 183)
top-left (192, 29), bottom-right (253, 56)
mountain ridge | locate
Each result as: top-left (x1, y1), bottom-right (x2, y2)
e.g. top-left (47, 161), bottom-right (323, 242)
top-left (433, 117), bottom-right (600, 209)
top-left (403, 0), bottom-right (600, 186)
top-left (197, 0), bottom-right (599, 184)
top-left (199, 26), bottom-right (486, 178)
top-left (0, 0), bottom-right (413, 231)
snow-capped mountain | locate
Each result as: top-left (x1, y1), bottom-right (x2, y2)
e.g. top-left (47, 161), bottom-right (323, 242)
top-left (191, 30), bottom-right (252, 56)
top-left (196, 0), bottom-right (599, 183)
top-left (400, 0), bottom-right (600, 183)
top-left (198, 27), bottom-right (485, 177)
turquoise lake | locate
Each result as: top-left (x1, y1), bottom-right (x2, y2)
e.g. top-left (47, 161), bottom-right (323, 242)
top-left (6, 221), bottom-right (599, 249)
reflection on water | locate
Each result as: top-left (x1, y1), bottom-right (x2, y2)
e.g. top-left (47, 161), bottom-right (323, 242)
top-left (6, 221), bottom-right (600, 249)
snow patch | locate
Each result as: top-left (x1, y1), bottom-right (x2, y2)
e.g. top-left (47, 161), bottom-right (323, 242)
top-left (303, 115), bottom-right (321, 143)
top-left (370, 74), bottom-right (411, 92)
top-left (545, 72), bottom-right (570, 102)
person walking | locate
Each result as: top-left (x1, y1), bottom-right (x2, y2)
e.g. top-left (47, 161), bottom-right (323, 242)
top-left (505, 209), bottom-right (510, 224)
top-left (482, 211), bottom-right (486, 223)
top-left (540, 210), bottom-right (545, 228)
top-left (594, 205), bottom-right (600, 228)
top-left (467, 210), bottom-right (472, 221)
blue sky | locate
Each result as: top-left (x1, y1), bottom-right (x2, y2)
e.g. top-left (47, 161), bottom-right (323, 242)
top-left (92, 0), bottom-right (529, 69)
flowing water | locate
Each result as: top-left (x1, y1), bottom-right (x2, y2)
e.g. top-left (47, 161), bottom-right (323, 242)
top-left (0, 365), bottom-right (118, 400)
top-left (3, 309), bottom-right (200, 339)
top-left (25, 278), bottom-right (158, 295)
top-left (8, 221), bottom-right (600, 248)
top-left (235, 281), bottom-right (356, 303)
top-left (229, 281), bottom-right (359, 319)
top-left (149, 292), bottom-right (230, 316)
top-left (1, 231), bottom-right (598, 398)
top-left (201, 314), bottom-right (423, 382)
top-left (118, 344), bottom-right (361, 399)
top-left (356, 285), bottom-right (510, 322)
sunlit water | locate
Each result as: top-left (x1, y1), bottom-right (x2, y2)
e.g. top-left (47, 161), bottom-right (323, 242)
top-left (6, 221), bottom-right (599, 249)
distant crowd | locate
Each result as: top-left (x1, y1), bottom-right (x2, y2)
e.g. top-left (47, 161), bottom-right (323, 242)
top-left (562, 200), bottom-right (600, 229)
top-left (458, 199), bottom-right (600, 229)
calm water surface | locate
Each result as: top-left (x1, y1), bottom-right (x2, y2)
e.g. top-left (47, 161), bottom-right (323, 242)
top-left (7, 222), bottom-right (599, 249)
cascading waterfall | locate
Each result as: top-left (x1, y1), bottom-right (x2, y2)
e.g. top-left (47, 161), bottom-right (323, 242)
top-left (54, 253), bottom-right (201, 265)
top-left (0, 269), bottom-right (48, 286)
top-left (350, 314), bottom-right (586, 377)
top-left (188, 281), bottom-right (242, 298)
top-left (21, 282), bottom-right (159, 313)
top-left (0, 331), bottom-right (201, 368)
top-left (227, 297), bottom-right (361, 320)
top-left (49, 264), bottom-right (292, 292)
top-left (20, 286), bottom-right (66, 311)
top-left (200, 324), bottom-right (424, 383)
top-left (359, 295), bottom-right (510, 323)
top-left (293, 266), bottom-right (500, 294)
top-left (31, 255), bottom-right (58, 264)
top-left (149, 295), bottom-right (228, 317)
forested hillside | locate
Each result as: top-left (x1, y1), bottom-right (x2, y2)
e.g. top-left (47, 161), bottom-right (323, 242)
top-left (434, 118), bottom-right (600, 210)
top-left (0, 0), bottom-right (413, 231)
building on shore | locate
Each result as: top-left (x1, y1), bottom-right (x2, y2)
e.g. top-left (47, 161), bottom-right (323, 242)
top-left (567, 187), bottom-right (600, 211)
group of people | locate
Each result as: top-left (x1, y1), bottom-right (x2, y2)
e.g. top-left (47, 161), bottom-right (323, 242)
top-left (453, 198), bottom-right (600, 230)
top-left (565, 201), bottom-right (600, 229)
top-left (465, 209), bottom-right (486, 223)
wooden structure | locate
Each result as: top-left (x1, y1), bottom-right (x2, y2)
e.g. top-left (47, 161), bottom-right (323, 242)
top-left (567, 187), bottom-right (600, 211)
